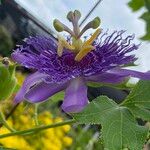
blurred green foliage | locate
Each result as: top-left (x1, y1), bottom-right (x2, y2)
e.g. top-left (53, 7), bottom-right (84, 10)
top-left (0, 63), bottom-right (17, 101)
top-left (128, 0), bottom-right (150, 41)
top-left (0, 25), bottom-right (13, 57)
top-left (0, 103), bottom-right (73, 150)
top-left (0, 0), bottom-right (5, 5)
top-left (70, 125), bottom-right (104, 150)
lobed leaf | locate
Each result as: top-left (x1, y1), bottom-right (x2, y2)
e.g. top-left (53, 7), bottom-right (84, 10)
top-left (123, 80), bottom-right (150, 121)
top-left (73, 96), bottom-right (148, 150)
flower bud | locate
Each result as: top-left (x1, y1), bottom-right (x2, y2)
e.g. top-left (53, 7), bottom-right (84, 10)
top-left (2, 57), bottom-right (9, 66)
top-left (91, 17), bottom-right (101, 29)
top-left (53, 19), bottom-right (64, 32)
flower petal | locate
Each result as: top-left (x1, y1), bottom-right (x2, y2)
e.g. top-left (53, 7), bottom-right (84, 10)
top-left (11, 36), bottom-right (57, 69)
top-left (14, 72), bottom-right (48, 103)
top-left (86, 68), bottom-right (150, 84)
top-left (61, 78), bottom-right (88, 113)
top-left (25, 82), bottom-right (67, 103)
top-left (86, 72), bottom-right (126, 84)
top-left (107, 69), bottom-right (150, 80)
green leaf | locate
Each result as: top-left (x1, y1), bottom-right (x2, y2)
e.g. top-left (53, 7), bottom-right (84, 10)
top-left (0, 64), bottom-right (17, 100)
top-left (140, 11), bottom-right (150, 21)
top-left (140, 11), bottom-right (150, 40)
top-left (87, 78), bottom-right (132, 90)
top-left (128, 0), bottom-right (145, 11)
top-left (49, 91), bottom-right (64, 102)
top-left (0, 147), bottom-right (17, 150)
top-left (128, 0), bottom-right (150, 41)
top-left (145, 0), bottom-right (150, 12)
top-left (122, 80), bottom-right (150, 121)
top-left (73, 96), bottom-right (148, 150)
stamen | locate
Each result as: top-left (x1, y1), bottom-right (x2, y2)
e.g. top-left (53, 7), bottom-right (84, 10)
top-left (83, 28), bottom-right (101, 46)
top-left (75, 45), bottom-right (95, 61)
top-left (75, 28), bottom-right (101, 61)
top-left (53, 11), bottom-right (101, 60)
top-left (57, 35), bottom-right (75, 57)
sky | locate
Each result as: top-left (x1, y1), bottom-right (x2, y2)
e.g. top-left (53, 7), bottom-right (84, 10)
top-left (15, 0), bottom-right (150, 72)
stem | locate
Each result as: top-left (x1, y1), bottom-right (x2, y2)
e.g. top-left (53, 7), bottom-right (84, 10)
top-left (34, 104), bottom-right (39, 126)
top-left (0, 111), bottom-right (16, 132)
top-left (0, 119), bottom-right (76, 139)
top-left (0, 103), bottom-right (19, 128)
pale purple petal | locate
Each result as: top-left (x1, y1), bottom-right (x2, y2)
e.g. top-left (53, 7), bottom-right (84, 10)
top-left (14, 72), bottom-right (49, 103)
top-left (107, 69), bottom-right (150, 80)
top-left (86, 72), bottom-right (127, 84)
top-left (11, 36), bottom-right (57, 70)
top-left (86, 68), bottom-right (150, 84)
top-left (25, 82), bottom-right (67, 103)
top-left (61, 78), bottom-right (88, 113)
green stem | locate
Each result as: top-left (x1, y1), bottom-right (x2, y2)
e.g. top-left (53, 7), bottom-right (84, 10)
top-left (0, 111), bottom-right (16, 132)
top-left (34, 104), bottom-right (39, 126)
top-left (0, 119), bottom-right (76, 139)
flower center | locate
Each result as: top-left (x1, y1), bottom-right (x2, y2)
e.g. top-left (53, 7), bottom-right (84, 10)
top-left (53, 10), bottom-right (101, 61)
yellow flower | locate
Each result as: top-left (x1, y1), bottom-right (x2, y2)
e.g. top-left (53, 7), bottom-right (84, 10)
top-left (54, 117), bottom-right (63, 123)
top-left (62, 125), bottom-right (71, 133)
top-left (15, 72), bottom-right (25, 86)
top-left (63, 136), bottom-right (73, 147)
top-left (55, 128), bottom-right (64, 138)
top-left (0, 104), bottom-right (73, 150)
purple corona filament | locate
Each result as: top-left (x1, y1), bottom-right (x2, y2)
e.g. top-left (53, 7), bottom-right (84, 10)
top-left (12, 10), bottom-right (150, 113)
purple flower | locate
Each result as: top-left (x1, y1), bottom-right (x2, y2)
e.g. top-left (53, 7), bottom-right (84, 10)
top-left (12, 10), bottom-right (150, 113)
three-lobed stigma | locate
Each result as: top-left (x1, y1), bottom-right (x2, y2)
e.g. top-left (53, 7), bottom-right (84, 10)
top-left (53, 10), bottom-right (101, 61)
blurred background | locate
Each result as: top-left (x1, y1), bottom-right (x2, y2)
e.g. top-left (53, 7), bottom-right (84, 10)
top-left (0, 0), bottom-right (150, 149)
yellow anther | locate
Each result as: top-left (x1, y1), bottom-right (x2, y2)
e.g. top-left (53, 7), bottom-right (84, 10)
top-left (75, 45), bottom-right (95, 61)
top-left (57, 35), bottom-right (75, 56)
top-left (75, 28), bottom-right (101, 61)
top-left (83, 28), bottom-right (101, 47)
top-left (57, 28), bottom-right (101, 60)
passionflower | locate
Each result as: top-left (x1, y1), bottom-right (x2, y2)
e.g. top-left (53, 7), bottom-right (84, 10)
top-left (12, 10), bottom-right (150, 113)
